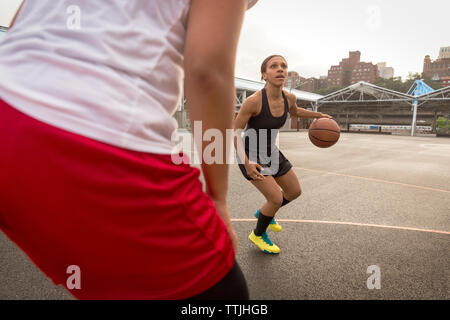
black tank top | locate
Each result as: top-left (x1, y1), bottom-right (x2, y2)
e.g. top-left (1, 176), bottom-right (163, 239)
top-left (243, 88), bottom-right (289, 163)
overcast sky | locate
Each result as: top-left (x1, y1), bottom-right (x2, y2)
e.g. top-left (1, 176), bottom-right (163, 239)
top-left (236, 0), bottom-right (450, 82)
top-left (2, 0), bottom-right (448, 82)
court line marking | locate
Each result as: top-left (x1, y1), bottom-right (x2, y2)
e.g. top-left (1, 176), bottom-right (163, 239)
top-left (230, 219), bottom-right (450, 235)
top-left (293, 166), bottom-right (450, 194)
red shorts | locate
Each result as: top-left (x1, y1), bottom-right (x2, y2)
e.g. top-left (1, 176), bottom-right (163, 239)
top-left (0, 99), bottom-right (234, 299)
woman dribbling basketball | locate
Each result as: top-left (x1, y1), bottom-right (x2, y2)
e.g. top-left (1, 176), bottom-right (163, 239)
top-left (233, 55), bottom-right (331, 254)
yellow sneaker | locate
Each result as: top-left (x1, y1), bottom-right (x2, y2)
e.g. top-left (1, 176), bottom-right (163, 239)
top-left (248, 231), bottom-right (280, 254)
top-left (255, 209), bottom-right (282, 232)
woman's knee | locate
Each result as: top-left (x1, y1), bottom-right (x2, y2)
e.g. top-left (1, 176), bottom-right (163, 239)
top-left (267, 191), bottom-right (284, 207)
top-left (285, 186), bottom-right (302, 201)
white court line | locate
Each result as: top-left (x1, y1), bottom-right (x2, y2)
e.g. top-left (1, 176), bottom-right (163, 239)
top-left (231, 219), bottom-right (450, 235)
top-left (294, 166), bottom-right (450, 194)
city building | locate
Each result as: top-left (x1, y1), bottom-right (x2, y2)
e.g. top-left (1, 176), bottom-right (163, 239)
top-left (423, 48), bottom-right (450, 81)
top-left (350, 61), bottom-right (379, 84)
top-left (294, 77), bottom-right (321, 93)
top-left (440, 76), bottom-right (450, 88)
top-left (438, 46), bottom-right (450, 60)
top-left (327, 64), bottom-right (344, 88)
top-left (326, 51), bottom-right (379, 88)
top-left (286, 51), bottom-right (383, 92)
top-left (319, 76), bottom-right (328, 91)
top-left (284, 71), bottom-right (305, 90)
top-left (284, 71), bottom-right (324, 92)
top-left (377, 62), bottom-right (395, 79)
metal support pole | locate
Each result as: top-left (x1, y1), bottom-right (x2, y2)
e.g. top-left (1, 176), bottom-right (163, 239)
top-left (432, 110), bottom-right (437, 134)
top-left (411, 100), bottom-right (418, 136)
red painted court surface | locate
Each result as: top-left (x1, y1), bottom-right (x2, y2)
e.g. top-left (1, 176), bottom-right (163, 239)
top-left (1, 131), bottom-right (449, 299)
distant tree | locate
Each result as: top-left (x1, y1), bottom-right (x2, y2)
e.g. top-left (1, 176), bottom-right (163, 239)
top-left (373, 76), bottom-right (404, 92)
top-left (406, 72), bottom-right (422, 80)
top-left (419, 73), bottom-right (443, 91)
top-left (436, 116), bottom-right (448, 129)
top-left (315, 72), bottom-right (443, 97)
top-left (402, 72), bottom-right (422, 93)
top-left (374, 72), bottom-right (442, 93)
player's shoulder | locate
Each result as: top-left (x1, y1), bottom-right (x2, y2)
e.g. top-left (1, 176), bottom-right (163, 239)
top-left (242, 91), bottom-right (262, 111)
top-left (246, 90), bottom-right (262, 103)
top-left (283, 90), bottom-right (297, 103)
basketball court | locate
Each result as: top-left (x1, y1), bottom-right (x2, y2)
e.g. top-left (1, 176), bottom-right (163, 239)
top-left (0, 131), bottom-right (449, 299)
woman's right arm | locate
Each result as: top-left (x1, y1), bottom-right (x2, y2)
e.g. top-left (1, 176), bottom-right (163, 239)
top-left (233, 96), bottom-right (265, 181)
top-left (184, 0), bottom-right (247, 253)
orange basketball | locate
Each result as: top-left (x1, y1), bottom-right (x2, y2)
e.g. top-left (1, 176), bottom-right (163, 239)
top-left (308, 118), bottom-right (340, 148)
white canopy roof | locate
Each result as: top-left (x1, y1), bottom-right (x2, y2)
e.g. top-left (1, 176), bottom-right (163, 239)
top-left (235, 77), bottom-right (323, 102)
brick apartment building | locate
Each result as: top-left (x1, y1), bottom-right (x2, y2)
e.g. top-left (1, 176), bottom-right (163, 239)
top-left (319, 76), bottom-right (328, 90)
top-left (438, 46), bottom-right (450, 59)
top-left (350, 61), bottom-right (379, 85)
top-left (287, 51), bottom-right (382, 93)
top-left (284, 75), bottom-right (324, 93)
top-left (296, 77), bottom-right (320, 93)
top-left (317, 51), bottom-right (379, 89)
top-left (285, 71), bottom-right (305, 90)
top-left (284, 71), bottom-right (324, 93)
top-left (440, 76), bottom-right (450, 87)
top-left (423, 47), bottom-right (450, 87)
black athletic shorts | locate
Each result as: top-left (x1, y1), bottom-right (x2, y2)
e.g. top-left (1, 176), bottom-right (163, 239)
top-left (238, 149), bottom-right (292, 181)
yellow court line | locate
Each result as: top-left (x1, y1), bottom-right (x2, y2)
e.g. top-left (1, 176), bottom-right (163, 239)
top-left (231, 219), bottom-right (450, 235)
top-left (294, 166), bottom-right (450, 194)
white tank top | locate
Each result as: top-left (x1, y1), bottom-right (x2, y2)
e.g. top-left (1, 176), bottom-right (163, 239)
top-left (0, 0), bottom-right (258, 154)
